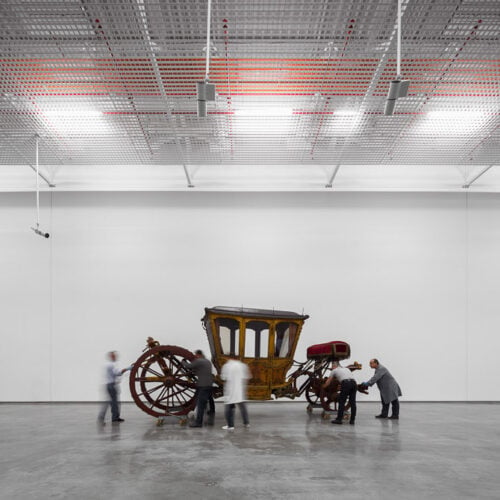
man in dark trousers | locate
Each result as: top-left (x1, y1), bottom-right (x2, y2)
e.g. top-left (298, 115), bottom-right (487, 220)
top-left (183, 350), bottom-right (215, 427)
top-left (323, 360), bottom-right (357, 425)
top-left (361, 358), bottom-right (402, 419)
top-left (98, 351), bottom-right (132, 424)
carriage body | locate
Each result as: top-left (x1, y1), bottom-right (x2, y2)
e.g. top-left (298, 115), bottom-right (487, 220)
top-left (202, 306), bottom-right (309, 400)
top-left (129, 306), bottom-right (361, 420)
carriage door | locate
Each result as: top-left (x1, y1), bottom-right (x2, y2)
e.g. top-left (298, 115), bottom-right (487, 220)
top-left (271, 321), bottom-right (300, 387)
top-left (244, 320), bottom-right (272, 399)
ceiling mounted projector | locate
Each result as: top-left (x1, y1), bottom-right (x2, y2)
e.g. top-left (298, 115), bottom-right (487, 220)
top-left (384, 79), bottom-right (410, 115)
top-left (31, 226), bottom-right (50, 238)
top-left (197, 81), bottom-right (215, 117)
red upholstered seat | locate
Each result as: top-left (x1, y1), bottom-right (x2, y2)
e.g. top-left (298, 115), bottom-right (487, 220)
top-left (306, 341), bottom-right (351, 360)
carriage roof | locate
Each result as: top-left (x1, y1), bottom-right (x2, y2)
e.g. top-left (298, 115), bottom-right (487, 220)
top-left (203, 306), bottom-right (309, 321)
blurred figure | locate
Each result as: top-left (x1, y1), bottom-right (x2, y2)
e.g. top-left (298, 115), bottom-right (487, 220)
top-left (98, 351), bottom-right (132, 424)
top-left (183, 350), bottom-right (215, 428)
top-left (323, 360), bottom-right (357, 425)
top-left (361, 358), bottom-right (402, 419)
top-left (221, 356), bottom-right (251, 430)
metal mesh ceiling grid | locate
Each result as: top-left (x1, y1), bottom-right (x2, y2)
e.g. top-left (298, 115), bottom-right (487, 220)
top-left (0, 0), bottom-right (499, 170)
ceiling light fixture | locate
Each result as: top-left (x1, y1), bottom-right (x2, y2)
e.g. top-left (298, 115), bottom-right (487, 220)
top-left (44, 107), bottom-right (108, 135)
top-left (427, 111), bottom-right (483, 119)
top-left (415, 111), bottom-right (488, 135)
top-left (334, 110), bottom-right (359, 117)
top-left (234, 107), bottom-right (293, 117)
top-left (197, 0), bottom-right (215, 118)
top-left (45, 109), bottom-right (101, 118)
top-left (385, 0), bottom-right (410, 116)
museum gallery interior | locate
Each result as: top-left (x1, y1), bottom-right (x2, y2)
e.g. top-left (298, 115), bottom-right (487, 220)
top-left (1, 0), bottom-right (499, 498)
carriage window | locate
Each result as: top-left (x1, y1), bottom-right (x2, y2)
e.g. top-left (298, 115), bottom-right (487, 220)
top-left (275, 322), bottom-right (298, 358)
top-left (215, 318), bottom-right (240, 356)
top-left (244, 320), bottom-right (269, 358)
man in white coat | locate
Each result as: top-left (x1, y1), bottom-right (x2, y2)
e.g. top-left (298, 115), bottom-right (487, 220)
top-left (220, 357), bottom-right (251, 430)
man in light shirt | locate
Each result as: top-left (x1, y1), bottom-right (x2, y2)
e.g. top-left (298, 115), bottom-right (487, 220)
top-left (98, 351), bottom-right (132, 424)
top-left (323, 360), bottom-right (357, 425)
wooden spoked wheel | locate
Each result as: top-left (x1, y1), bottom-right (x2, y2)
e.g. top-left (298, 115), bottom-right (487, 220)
top-left (304, 362), bottom-right (337, 412)
top-left (129, 345), bottom-right (197, 418)
top-left (319, 382), bottom-right (339, 412)
top-left (304, 374), bottom-right (322, 406)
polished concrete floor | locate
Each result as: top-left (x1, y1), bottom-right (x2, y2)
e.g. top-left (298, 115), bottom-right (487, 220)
top-left (1, 402), bottom-right (499, 500)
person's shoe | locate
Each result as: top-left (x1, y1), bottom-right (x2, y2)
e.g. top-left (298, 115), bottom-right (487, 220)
top-left (222, 425), bottom-right (234, 430)
top-left (97, 418), bottom-right (105, 426)
top-left (207, 419), bottom-right (214, 426)
top-left (388, 416), bottom-right (399, 420)
top-left (331, 420), bottom-right (342, 425)
top-left (375, 415), bottom-right (388, 419)
top-left (112, 418), bottom-right (125, 422)
top-left (189, 423), bottom-right (203, 428)
top-left (349, 420), bottom-right (355, 425)
top-left (244, 424), bottom-right (250, 428)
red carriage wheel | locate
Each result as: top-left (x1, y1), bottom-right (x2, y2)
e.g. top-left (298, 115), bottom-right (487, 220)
top-left (129, 345), bottom-right (197, 418)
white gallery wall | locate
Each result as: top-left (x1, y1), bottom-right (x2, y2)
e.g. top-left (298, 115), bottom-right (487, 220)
top-left (0, 191), bottom-right (499, 402)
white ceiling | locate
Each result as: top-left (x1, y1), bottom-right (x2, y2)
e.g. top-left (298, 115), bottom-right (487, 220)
top-left (0, 0), bottom-right (499, 192)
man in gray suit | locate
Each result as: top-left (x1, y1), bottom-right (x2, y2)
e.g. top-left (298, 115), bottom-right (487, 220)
top-left (361, 359), bottom-right (402, 419)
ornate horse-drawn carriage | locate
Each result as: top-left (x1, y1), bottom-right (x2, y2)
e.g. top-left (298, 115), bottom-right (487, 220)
top-left (129, 306), bottom-right (363, 421)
